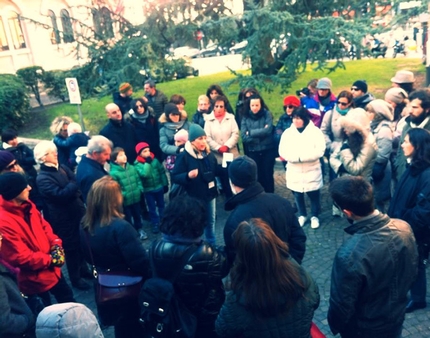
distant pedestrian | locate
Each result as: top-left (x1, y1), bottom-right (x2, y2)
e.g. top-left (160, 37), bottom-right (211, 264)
top-left (51, 116), bottom-right (73, 167)
top-left (143, 79), bottom-right (168, 119)
top-left (192, 94), bottom-right (210, 128)
top-left (113, 82), bottom-right (134, 115)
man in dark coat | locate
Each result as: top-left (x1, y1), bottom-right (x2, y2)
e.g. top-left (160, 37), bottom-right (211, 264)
top-left (112, 82), bottom-right (134, 116)
top-left (328, 176), bottom-right (417, 338)
top-left (143, 79), bottom-right (168, 119)
top-left (76, 135), bottom-right (112, 202)
top-left (224, 156), bottom-right (306, 266)
top-left (100, 103), bottom-right (138, 163)
top-left (351, 80), bottom-right (374, 109)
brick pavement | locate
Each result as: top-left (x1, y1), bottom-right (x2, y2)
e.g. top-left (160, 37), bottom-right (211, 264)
top-left (71, 161), bottom-right (430, 337)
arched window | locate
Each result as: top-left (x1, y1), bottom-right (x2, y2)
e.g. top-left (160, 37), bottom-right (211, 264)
top-left (60, 9), bottom-right (74, 43)
top-left (0, 18), bottom-right (9, 51)
top-left (92, 7), bottom-right (114, 39)
top-left (48, 10), bottom-right (60, 44)
top-left (7, 11), bottom-right (26, 49)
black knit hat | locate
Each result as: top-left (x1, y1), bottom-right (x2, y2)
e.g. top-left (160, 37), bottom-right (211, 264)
top-left (164, 103), bottom-right (180, 116)
top-left (0, 172), bottom-right (28, 200)
top-left (0, 150), bottom-right (15, 172)
top-left (352, 80), bottom-right (368, 93)
top-left (228, 156), bottom-right (257, 188)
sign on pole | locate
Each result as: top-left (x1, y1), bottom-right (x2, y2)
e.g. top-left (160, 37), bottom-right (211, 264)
top-left (65, 78), bottom-right (82, 104)
top-left (65, 78), bottom-right (85, 131)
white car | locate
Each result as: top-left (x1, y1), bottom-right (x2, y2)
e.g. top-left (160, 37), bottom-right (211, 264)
top-left (229, 40), bottom-right (248, 54)
top-left (172, 46), bottom-right (201, 59)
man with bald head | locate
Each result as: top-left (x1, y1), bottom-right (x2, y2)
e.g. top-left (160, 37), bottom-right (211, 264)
top-left (99, 103), bottom-right (138, 163)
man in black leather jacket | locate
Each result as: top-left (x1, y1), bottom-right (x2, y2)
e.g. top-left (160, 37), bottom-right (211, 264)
top-left (328, 176), bottom-right (418, 338)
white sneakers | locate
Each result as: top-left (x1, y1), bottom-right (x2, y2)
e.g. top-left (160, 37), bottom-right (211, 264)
top-left (310, 217), bottom-right (320, 229)
top-left (298, 216), bottom-right (307, 227)
top-left (298, 216), bottom-right (320, 229)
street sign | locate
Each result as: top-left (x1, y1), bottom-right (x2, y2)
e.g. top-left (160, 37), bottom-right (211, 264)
top-left (65, 77), bottom-right (82, 104)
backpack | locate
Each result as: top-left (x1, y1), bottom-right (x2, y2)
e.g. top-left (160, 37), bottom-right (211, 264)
top-left (139, 243), bottom-right (199, 338)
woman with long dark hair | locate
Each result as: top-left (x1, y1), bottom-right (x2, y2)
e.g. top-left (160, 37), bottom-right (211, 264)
top-left (388, 128), bottom-right (430, 313)
top-left (80, 176), bottom-right (149, 338)
top-left (216, 218), bottom-right (319, 337)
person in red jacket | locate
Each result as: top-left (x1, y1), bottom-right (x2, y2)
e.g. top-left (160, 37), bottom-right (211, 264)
top-left (0, 172), bottom-right (75, 309)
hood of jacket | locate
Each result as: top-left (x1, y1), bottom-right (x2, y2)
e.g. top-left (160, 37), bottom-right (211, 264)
top-left (184, 140), bottom-right (210, 159)
top-left (339, 108), bottom-right (370, 137)
top-left (158, 110), bottom-right (188, 124)
top-left (36, 302), bottom-right (104, 338)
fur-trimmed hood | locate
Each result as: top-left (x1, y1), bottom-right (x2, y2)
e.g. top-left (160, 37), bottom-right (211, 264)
top-left (339, 108), bottom-right (370, 136)
top-left (158, 110), bottom-right (188, 124)
top-left (184, 139), bottom-right (210, 158)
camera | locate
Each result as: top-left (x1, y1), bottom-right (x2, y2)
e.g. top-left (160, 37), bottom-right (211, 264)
top-left (296, 87), bottom-right (310, 96)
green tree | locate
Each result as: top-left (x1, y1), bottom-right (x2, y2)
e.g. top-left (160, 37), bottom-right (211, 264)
top-left (0, 74), bottom-right (30, 129)
top-left (16, 66), bottom-right (45, 106)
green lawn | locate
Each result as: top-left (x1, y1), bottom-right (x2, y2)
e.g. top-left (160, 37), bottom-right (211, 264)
top-left (20, 57), bottom-right (425, 140)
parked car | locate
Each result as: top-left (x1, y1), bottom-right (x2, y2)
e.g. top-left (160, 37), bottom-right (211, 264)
top-left (229, 40), bottom-right (248, 54)
top-left (198, 43), bottom-right (227, 58)
top-left (172, 46), bottom-right (201, 59)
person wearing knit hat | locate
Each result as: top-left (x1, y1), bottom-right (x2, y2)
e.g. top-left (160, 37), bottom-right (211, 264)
top-left (275, 95), bottom-right (301, 152)
top-left (113, 82), bottom-right (133, 115)
top-left (365, 99), bottom-right (394, 212)
top-left (0, 150), bottom-right (18, 173)
top-left (310, 77), bottom-right (336, 128)
top-left (0, 171), bottom-right (75, 304)
top-left (171, 121), bottom-right (218, 244)
top-left (223, 155), bottom-right (306, 265)
top-left (391, 70), bottom-right (415, 94)
top-left (351, 80), bottom-right (375, 109)
top-left (385, 87), bottom-right (408, 106)
top-left (134, 140), bottom-right (168, 234)
top-left (330, 108), bottom-right (377, 182)
top-left (384, 87), bottom-right (409, 125)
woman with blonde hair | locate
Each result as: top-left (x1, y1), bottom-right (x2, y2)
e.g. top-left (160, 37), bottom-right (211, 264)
top-left (50, 116), bottom-right (73, 167)
top-left (216, 218), bottom-right (319, 337)
top-left (80, 176), bottom-right (149, 338)
top-left (172, 124), bottom-right (218, 245)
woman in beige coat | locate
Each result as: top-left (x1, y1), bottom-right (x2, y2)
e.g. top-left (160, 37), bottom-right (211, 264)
top-left (204, 95), bottom-right (239, 198)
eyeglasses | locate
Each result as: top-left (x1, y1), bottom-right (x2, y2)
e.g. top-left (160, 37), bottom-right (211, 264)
top-left (5, 161), bottom-right (18, 170)
top-left (285, 105), bottom-right (296, 109)
top-left (337, 101), bottom-right (349, 106)
top-left (135, 104), bottom-right (143, 108)
top-left (350, 87), bottom-right (359, 91)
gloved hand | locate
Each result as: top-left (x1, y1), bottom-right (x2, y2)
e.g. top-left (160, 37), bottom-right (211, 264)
top-left (218, 145), bottom-right (229, 154)
top-left (145, 156), bottom-right (152, 164)
top-left (163, 185), bottom-right (169, 194)
top-left (50, 245), bottom-right (65, 267)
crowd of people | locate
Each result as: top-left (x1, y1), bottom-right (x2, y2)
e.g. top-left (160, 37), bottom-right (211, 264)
top-left (0, 70), bottom-right (429, 338)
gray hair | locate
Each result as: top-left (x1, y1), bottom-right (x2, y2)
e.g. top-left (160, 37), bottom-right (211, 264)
top-left (67, 122), bottom-right (82, 136)
top-left (34, 140), bottom-right (57, 164)
top-left (87, 135), bottom-right (112, 154)
top-left (144, 79), bottom-right (156, 88)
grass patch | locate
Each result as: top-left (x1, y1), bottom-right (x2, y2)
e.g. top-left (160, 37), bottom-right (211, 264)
top-left (21, 58), bottom-right (424, 140)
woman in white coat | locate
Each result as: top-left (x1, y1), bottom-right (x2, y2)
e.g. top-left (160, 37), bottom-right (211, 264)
top-left (204, 95), bottom-right (239, 199)
top-left (279, 107), bottom-right (325, 229)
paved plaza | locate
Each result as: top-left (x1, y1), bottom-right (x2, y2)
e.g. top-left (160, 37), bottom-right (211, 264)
top-left (71, 161), bottom-right (430, 337)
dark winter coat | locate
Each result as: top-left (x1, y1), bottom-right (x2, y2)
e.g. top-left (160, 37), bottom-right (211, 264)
top-left (171, 141), bottom-right (218, 202)
top-left (76, 156), bottom-right (108, 203)
top-left (224, 182), bottom-right (306, 266)
top-left (152, 237), bottom-right (229, 333)
top-left (0, 260), bottom-right (35, 338)
top-left (2, 142), bottom-right (37, 177)
top-left (0, 198), bottom-right (62, 295)
top-left (128, 112), bottom-right (162, 161)
top-left (274, 113), bottom-right (293, 144)
top-left (145, 89), bottom-right (168, 119)
top-left (36, 164), bottom-right (86, 251)
top-left (81, 218), bottom-right (149, 277)
top-left (53, 134), bottom-right (70, 167)
top-left (328, 212), bottom-right (417, 337)
top-left (395, 116), bottom-right (430, 180)
top-left (241, 109), bottom-right (275, 152)
top-left (215, 259), bottom-right (319, 338)
top-left (99, 119), bottom-right (138, 163)
top-left (388, 164), bottom-right (430, 246)
top-left (112, 91), bottom-right (133, 115)
top-left (67, 133), bottom-right (90, 169)
top-left (353, 92), bottom-right (375, 109)
top-left (192, 110), bottom-right (208, 128)
top-left (110, 162), bottom-right (143, 206)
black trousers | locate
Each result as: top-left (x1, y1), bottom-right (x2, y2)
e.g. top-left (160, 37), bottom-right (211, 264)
top-left (247, 149), bottom-right (276, 193)
top-left (38, 274), bottom-right (75, 306)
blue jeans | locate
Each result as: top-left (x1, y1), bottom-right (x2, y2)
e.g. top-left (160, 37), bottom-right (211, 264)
top-left (205, 198), bottom-right (216, 245)
top-left (144, 188), bottom-right (165, 225)
top-left (293, 190), bottom-right (321, 217)
top-left (124, 202), bottom-right (142, 230)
